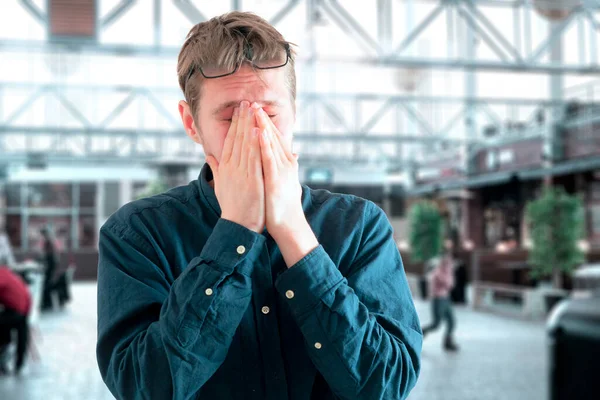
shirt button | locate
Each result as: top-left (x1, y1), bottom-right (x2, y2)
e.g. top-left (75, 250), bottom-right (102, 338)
top-left (237, 245), bottom-right (246, 255)
top-left (285, 290), bottom-right (295, 299)
top-left (261, 306), bottom-right (270, 315)
top-left (314, 342), bottom-right (322, 350)
top-left (205, 288), bottom-right (213, 296)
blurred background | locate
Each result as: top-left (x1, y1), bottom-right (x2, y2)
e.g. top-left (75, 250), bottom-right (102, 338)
top-left (1, 0), bottom-right (600, 399)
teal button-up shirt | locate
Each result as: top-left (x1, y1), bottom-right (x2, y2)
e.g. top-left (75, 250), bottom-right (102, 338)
top-left (96, 164), bottom-right (422, 400)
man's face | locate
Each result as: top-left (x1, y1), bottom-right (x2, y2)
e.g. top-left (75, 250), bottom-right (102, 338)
top-left (179, 65), bottom-right (295, 162)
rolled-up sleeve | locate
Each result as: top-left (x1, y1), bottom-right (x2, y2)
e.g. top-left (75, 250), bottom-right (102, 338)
top-left (97, 217), bottom-right (265, 400)
top-left (275, 202), bottom-right (422, 400)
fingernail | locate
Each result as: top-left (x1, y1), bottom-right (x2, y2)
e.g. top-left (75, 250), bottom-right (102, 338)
top-left (262, 129), bottom-right (268, 139)
top-left (233, 107), bottom-right (239, 117)
top-left (240, 101), bottom-right (249, 109)
top-left (251, 102), bottom-right (260, 109)
top-left (252, 127), bottom-right (259, 137)
top-left (248, 108), bottom-right (254, 116)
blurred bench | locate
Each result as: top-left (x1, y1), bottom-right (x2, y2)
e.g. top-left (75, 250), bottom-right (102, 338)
top-left (472, 282), bottom-right (545, 320)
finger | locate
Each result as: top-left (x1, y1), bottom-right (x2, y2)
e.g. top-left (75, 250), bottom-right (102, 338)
top-left (255, 108), bottom-right (284, 166)
top-left (232, 101), bottom-right (249, 165)
top-left (248, 127), bottom-right (261, 179)
top-left (220, 107), bottom-right (239, 164)
top-left (255, 107), bottom-right (270, 132)
top-left (257, 108), bottom-right (294, 162)
top-left (240, 107), bottom-right (256, 168)
top-left (260, 128), bottom-right (277, 181)
top-left (269, 128), bottom-right (285, 168)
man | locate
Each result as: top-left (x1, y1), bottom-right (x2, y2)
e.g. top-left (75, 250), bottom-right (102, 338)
top-left (39, 227), bottom-right (58, 310)
top-left (0, 264), bottom-right (31, 374)
top-left (97, 11), bottom-right (421, 400)
top-left (421, 251), bottom-right (459, 351)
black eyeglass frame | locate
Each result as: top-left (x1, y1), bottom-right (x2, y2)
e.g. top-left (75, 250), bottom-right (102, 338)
top-left (184, 42), bottom-right (291, 87)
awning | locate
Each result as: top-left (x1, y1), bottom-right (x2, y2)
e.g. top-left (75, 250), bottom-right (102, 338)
top-left (408, 157), bottom-right (600, 197)
top-left (465, 171), bottom-right (515, 189)
top-left (519, 157), bottom-right (600, 180)
top-left (407, 179), bottom-right (467, 197)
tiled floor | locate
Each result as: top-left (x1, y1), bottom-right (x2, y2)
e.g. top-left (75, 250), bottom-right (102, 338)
top-left (0, 283), bottom-right (547, 400)
top-left (409, 300), bottom-right (547, 400)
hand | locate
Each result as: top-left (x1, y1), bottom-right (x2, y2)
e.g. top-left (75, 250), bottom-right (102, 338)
top-left (256, 106), bottom-right (319, 267)
top-left (255, 107), bottom-right (304, 237)
top-left (206, 101), bottom-right (265, 233)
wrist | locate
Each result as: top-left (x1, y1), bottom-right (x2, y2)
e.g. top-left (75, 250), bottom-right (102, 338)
top-left (271, 218), bottom-right (319, 268)
top-left (269, 211), bottom-right (308, 241)
top-left (221, 215), bottom-right (262, 233)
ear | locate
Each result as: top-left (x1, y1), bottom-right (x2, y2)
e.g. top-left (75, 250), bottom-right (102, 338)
top-left (178, 100), bottom-right (203, 145)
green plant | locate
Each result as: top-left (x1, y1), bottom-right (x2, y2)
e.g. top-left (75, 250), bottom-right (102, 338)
top-left (526, 186), bottom-right (585, 288)
top-left (408, 201), bottom-right (443, 264)
top-left (136, 180), bottom-right (167, 200)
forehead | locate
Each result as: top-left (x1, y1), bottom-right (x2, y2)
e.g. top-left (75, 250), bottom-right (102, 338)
top-left (200, 66), bottom-right (290, 111)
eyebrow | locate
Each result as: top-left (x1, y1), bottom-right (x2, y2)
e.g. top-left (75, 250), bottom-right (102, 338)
top-left (212, 100), bottom-right (283, 116)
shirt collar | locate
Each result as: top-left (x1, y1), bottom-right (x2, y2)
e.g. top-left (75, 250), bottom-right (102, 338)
top-left (197, 163), bottom-right (222, 217)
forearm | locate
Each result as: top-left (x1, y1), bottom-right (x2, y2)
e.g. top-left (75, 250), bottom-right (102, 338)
top-left (97, 219), bottom-right (264, 400)
top-left (99, 264), bottom-right (253, 400)
top-left (272, 217), bottom-right (319, 268)
top-left (275, 246), bottom-right (421, 400)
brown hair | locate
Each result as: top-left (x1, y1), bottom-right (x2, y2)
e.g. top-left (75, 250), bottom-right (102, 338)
top-left (177, 12), bottom-right (297, 116)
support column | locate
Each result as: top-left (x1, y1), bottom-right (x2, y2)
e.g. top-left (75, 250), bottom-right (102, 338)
top-left (119, 179), bottom-right (132, 207)
top-left (546, 19), bottom-right (565, 187)
top-left (462, 0), bottom-right (478, 247)
top-left (405, 0), bottom-right (417, 188)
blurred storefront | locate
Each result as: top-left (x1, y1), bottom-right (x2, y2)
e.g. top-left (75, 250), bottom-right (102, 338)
top-left (0, 166), bottom-right (161, 279)
top-left (407, 110), bottom-right (600, 286)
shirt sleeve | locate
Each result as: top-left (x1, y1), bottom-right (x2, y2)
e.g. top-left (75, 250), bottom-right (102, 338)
top-left (274, 202), bottom-right (422, 400)
top-left (96, 217), bottom-right (265, 400)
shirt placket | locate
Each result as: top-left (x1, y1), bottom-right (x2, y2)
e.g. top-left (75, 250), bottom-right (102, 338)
top-left (253, 241), bottom-right (289, 400)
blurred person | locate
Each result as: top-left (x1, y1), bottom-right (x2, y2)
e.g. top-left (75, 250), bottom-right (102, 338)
top-left (96, 11), bottom-right (421, 400)
top-left (0, 264), bottom-right (31, 374)
top-left (48, 253), bottom-right (76, 308)
top-left (421, 251), bottom-right (459, 351)
top-left (0, 228), bottom-right (16, 268)
top-left (39, 227), bottom-right (59, 311)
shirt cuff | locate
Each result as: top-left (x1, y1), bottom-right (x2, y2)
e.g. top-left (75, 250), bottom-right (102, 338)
top-left (200, 218), bottom-right (266, 276)
top-left (275, 245), bottom-right (345, 316)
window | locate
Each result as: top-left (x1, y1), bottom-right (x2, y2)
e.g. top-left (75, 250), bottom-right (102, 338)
top-left (28, 216), bottom-right (71, 252)
top-left (4, 184), bottom-right (21, 208)
top-left (591, 181), bottom-right (600, 201)
top-left (5, 215), bottom-right (22, 249)
top-left (79, 183), bottom-right (97, 209)
top-left (26, 183), bottom-right (72, 208)
top-left (484, 207), bottom-right (505, 247)
top-left (78, 216), bottom-right (96, 248)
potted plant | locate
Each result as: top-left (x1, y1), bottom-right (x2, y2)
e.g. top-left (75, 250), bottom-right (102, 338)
top-left (408, 201), bottom-right (443, 299)
top-left (525, 187), bottom-right (585, 313)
